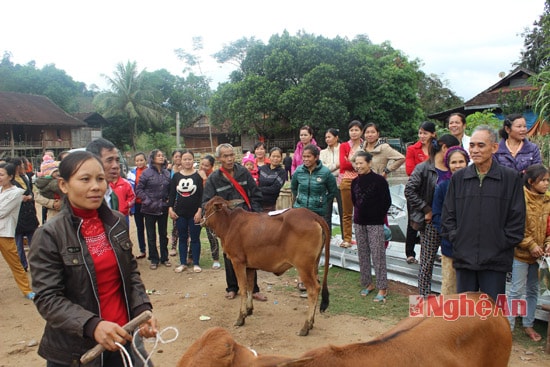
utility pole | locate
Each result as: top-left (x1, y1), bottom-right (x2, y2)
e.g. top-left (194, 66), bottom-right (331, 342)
top-left (176, 112), bottom-right (181, 148)
top-left (208, 117), bottom-right (213, 152)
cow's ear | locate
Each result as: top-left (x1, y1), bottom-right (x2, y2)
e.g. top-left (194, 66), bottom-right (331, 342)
top-left (228, 199), bottom-right (244, 209)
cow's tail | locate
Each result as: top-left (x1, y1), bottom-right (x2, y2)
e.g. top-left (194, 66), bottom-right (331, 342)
top-left (319, 215), bottom-right (330, 313)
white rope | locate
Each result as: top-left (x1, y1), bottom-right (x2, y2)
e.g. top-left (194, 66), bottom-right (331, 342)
top-left (115, 326), bottom-right (179, 367)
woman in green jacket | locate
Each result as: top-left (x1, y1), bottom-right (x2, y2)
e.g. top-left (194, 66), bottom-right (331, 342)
top-left (291, 144), bottom-right (338, 218)
top-left (291, 144), bottom-right (337, 293)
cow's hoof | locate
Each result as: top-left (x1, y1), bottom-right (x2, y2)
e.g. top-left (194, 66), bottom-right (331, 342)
top-left (234, 318), bottom-right (245, 327)
top-left (247, 309), bottom-right (253, 316)
top-left (298, 328), bottom-right (310, 336)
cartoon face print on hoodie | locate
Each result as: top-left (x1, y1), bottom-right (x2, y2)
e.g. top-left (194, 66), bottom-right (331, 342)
top-left (177, 177), bottom-right (197, 197)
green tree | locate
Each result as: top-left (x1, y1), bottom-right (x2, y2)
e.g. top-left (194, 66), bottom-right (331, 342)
top-left (173, 38), bottom-right (214, 134)
top-left (417, 72), bottom-right (464, 116)
top-left (210, 32), bottom-right (424, 142)
top-left (212, 37), bottom-right (264, 73)
top-left (516, 0), bottom-right (550, 73)
top-left (464, 111), bottom-right (501, 134)
top-left (0, 52), bottom-right (84, 112)
top-left (93, 61), bottom-right (166, 150)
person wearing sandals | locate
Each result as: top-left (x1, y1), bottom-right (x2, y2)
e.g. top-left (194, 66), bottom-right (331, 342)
top-left (136, 149), bottom-right (171, 270)
top-left (339, 120), bottom-right (363, 248)
top-left (508, 164), bottom-right (550, 342)
top-left (198, 155), bottom-right (221, 270)
top-left (168, 149), bottom-right (184, 257)
top-left (291, 144), bottom-right (337, 294)
top-left (351, 151), bottom-right (391, 303)
top-left (168, 150), bottom-right (204, 273)
top-left (202, 144), bottom-right (267, 302)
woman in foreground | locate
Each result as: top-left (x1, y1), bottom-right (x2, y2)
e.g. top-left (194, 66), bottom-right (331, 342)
top-left (29, 151), bottom-right (157, 367)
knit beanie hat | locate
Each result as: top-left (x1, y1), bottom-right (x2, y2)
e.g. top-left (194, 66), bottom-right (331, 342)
top-left (39, 155), bottom-right (59, 177)
top-left (242, 152), bottom-right (256, 166)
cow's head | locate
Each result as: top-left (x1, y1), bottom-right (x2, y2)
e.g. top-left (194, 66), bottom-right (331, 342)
top-left (176, 327), bottom-right (308, 367)
top-left (201, 197), bottom-right (245, 227)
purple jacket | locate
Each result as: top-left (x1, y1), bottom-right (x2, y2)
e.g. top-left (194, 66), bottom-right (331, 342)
top-left (494, 138), bottom-right (542, 173)
top-left (135, 161), bottom-right (171, 216)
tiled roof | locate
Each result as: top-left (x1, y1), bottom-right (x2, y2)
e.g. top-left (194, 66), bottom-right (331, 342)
top-left (181, 118), bottom-right (231, 136)
top-left (464, 67), bottom-right (536, 109)
top-left (428, 67), bottom-right (538, 120)
top-left (0, 91), bottom-right (86, 127)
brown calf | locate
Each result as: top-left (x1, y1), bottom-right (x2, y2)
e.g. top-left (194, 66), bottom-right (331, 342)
top-left (202, 196), bottom-right (331, 336)
top-left (177, 293), bottom-right (512, 367)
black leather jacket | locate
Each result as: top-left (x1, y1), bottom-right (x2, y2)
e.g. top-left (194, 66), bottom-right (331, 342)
top-left (29, 200), bottom-right (152, 366)
top-left (404, 160), bottom-right (437, 231)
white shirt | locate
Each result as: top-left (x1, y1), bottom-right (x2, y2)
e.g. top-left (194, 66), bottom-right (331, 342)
top-left (0, 186), bottom-right (24, 237)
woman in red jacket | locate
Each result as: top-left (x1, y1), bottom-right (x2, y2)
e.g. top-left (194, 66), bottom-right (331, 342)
top-left (339, 120), bottom-right (363, 248)
top-left (405, 121), bottom-right (436, 175)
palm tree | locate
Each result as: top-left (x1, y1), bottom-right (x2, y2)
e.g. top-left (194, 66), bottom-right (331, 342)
top-left (94, 61), bottom-right (165, 150)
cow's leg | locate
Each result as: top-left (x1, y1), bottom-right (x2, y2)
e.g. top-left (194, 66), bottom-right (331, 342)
top-left (297, 267), bottom-right (321, 336)
top-left (233, 263), bottom-right (248, 327)
top-left (245, 268), bottom-right (255, 316)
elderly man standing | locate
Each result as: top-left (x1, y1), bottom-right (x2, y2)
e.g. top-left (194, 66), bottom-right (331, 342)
top-left (202, 143), bottom-right (267, 302)
top-left (441, 125), bottom-right (525, 301)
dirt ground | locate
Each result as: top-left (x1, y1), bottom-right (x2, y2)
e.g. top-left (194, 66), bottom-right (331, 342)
top-left (2, 221), bottom-right (550, 366)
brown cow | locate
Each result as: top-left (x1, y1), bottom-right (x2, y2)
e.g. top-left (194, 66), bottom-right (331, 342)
top-left (202, 196), bottom-right (331, 336)
top-left (177, 293), bottom-right (512, 367)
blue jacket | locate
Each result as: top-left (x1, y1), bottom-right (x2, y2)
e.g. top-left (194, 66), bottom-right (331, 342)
top-left (291, 160), bottom-right (337, 217)
top-left (432, 179), bottom-right (451, 257)
top-left (494, 138), bottom-right (542, 173)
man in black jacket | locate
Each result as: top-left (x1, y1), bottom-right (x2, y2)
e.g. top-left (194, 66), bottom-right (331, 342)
top-left (441, 125), bottom-right (525, 301)
top-left (202, 144), bottom-right (267, 301)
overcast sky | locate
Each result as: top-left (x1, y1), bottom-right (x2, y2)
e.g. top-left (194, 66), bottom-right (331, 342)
top-left (1, 0), bottom-right (545, 100)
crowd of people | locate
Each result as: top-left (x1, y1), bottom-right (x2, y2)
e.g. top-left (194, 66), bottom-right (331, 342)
top-left (0, 111), bottom-right (548, 365)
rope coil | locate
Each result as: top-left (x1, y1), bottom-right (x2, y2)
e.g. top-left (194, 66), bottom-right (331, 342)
top-left (115, 326), bottom-right (179, 367)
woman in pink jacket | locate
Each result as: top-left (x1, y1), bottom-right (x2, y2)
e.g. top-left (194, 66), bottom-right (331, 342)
top-left (291, 125), bottom-right (318, 175)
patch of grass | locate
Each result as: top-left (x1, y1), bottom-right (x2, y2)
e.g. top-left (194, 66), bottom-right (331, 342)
top-left (275, 265), bottom-right (411, 321)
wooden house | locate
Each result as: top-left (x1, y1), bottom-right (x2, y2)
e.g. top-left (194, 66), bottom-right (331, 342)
top-left (180, 115), bottom-right (234, 153)
top-left (0, 91), bottom-right (87, 160)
